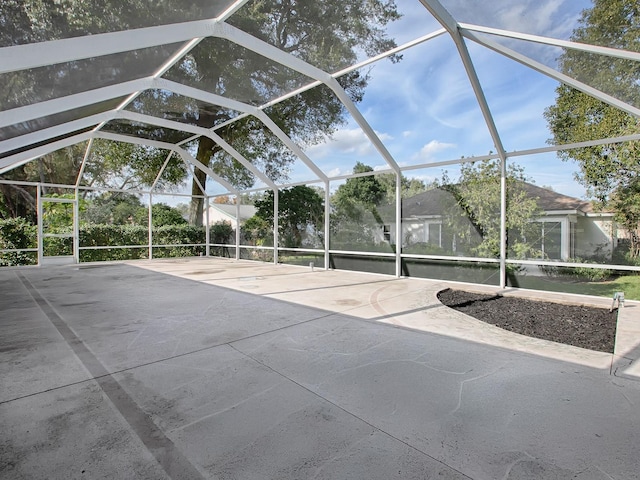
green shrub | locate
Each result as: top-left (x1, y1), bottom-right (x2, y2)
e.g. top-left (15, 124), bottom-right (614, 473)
top-left (210, 221), bottom-right (234, 244)
top-left (0, 217), bottom-right (37, 249)
top-left (153, 225), bottom-right (206, 246)
top-left (79, 224), bottom-right (206, 262)
top-left (612, 240), bottom-right (640, 266)
top-left (0, 218), bottom-right (37, 266)
top-left (79, 246), bottom-right (148, 263)
top-left (402, 242), bottom-right (448, 255)
top-left (80, 224), bottom-right (148, 247)
top-left (329, 239), bottom-right (395, 253)
top-left (541, 257), bottom-right (614, 282)
top-left (242, 216), bottom-right (272, 246)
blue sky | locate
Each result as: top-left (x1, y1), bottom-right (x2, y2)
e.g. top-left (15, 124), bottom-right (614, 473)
top-left (284, 0), bottom-right (597, 200)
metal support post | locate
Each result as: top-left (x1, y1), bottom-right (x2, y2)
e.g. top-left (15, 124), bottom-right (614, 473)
top-left (235, 201), bottom-right (241, 260)
top-left (37, 185), bottom-right (43, 266)
top-left (395, 172), bottom-right (402, 277)
top-left (273, 189), bottom-right (279, 265)
top-left (148, 193), bottom-right (153, 260)
top-left (324, 180), bottom-right (330, 270)
top-left (74, 187), bottom-right (80, 263)
top-left (499, 158), bottom-right (507, 288)
top-left (205, 195), bottom-right (210, 257)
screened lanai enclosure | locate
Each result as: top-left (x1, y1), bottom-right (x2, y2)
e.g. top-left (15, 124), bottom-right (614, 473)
top-left (1, 0), bottom-right (640, 297)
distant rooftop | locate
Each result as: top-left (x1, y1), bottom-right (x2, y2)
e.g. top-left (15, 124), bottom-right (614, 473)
top-left (208, 204), bottom-right (257, 221)
top-left (401, 182), bottom-right (598, 219)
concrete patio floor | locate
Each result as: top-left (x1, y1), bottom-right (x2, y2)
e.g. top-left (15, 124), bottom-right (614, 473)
top-left (1, 258), bottom-right (639, 479)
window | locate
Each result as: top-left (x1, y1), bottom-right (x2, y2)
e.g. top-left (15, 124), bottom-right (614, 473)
top-left (541, 222), bottom-right (562, 260)
top-left (427, 223), bottom-right (441, 247)
top-left (383, 224), bottom-right (391, 242)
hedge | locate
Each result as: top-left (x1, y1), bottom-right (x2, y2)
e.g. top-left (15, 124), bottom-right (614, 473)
top-left (0, 218), bottom-right (37, 266)
top-left (79, 224), bottom-right (207, 262)
top-left (0, 219), bottom-right (211, 265)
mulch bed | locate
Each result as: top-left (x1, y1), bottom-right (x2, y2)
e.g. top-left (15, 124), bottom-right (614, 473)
top-left (437, 288), bottom-right (618, 353)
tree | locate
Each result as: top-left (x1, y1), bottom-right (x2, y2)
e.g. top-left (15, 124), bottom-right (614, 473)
top-left (332, 162), bottom-right (386, 221)
top-left (1, 1), bottom-right (401, 227)
top-left (0, 169), bottom-right (38, 221)
top-left (213, 196), bottom-right (233, 205)
top-left (377, 172), bottom-right (427, 204)
top-left (82, 193), bottom-right (187, 226)
top-left (82, 140), bottom-right (185, 192)
top-left (144, 204), bottom-right (188, 227)
top-left (82, 192), bottom-right (144, 225)
top-left (544, 0), bottom-right (640, 257)
top-left (0, 139), bottom-right (186, 221)
top-left (434, 160), bottom-right (543, 259)
top-left (330, 162), bottom-right (391, 248)
top-left (253, 185), bottom-right (324, 248)
top-left (0, 142), bottom-right (88, 221)
top-left (181, 1), bottom-right (401, 224)
top-left (242, 215), bottom-right (272, 247)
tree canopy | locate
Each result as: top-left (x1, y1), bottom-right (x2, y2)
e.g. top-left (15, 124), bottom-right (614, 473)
top-left (253, 185), bottom-right (324, 248)
top-left (544, 0), bottom-right (640, 257)
top-left (329, 162), bottom-right (392, 250)
top-left (434, 160), bottom-right (543, 259)
top-left (1, 1), bottom-right (402, 227)
top-left (81, 192), bottom-right (187, 227)
top-left (183, 1), bottom-right (401, 223)
top-left (331, 162), bottom-right (386, 222)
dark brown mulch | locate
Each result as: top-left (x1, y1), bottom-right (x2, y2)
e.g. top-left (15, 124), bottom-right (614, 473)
top-left (437, 289), bottom-right (618, 353)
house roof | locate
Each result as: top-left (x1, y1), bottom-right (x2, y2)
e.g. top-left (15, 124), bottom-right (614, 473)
top-left (519, 183), bottom-right (594, 213)
top-left (400, 182), bottom-right (597, 219)
top-left (401, 188), bottom-right (454, 218)
top-left (208, 204), bottom-right (256, 221)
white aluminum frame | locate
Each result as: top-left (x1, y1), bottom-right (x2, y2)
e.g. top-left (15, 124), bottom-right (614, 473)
top-left (1, 0), bottom-right (639, 288)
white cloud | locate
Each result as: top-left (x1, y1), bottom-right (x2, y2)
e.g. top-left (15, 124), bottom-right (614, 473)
top-left (305, 128), bottom-right (393, 159)
top-left (404, 172), bottom-right (439, 185)
top-left (373, 163), bottom-right (395, 172)
top-left (290, 0), bottom-right (589, 183)
top-left (411, 140), bottom-right (457, 162)
top-left (442, 0), bottom-right (584, 39)
top-left (327, 167), bottom-right (352, 178)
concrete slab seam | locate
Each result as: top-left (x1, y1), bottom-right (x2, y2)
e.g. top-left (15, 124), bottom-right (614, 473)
top-left (226, 343), bottom-right (474, 480)
top-left (0, 297), bottom-right (344, 405)
top-left (16, 272), bottom-right (208, 480)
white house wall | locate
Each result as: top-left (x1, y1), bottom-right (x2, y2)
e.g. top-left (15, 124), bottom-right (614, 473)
top-left (206, 209), bottom-right (237, 229)
top-left (575, 216), bottom-right (616, 260)
top-left (403, 222), bottom-right (425, 246)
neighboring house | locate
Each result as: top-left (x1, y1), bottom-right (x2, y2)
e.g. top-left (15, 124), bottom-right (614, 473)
top-left (379, 183), bottom-right (620, 261)
top-left (204, 204), bottom-right (257, 229)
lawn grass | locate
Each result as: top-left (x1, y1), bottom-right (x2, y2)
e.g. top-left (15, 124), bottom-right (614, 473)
top-left (578, 275), bottom-right (640, 300)
top-left (512, 274), bottom-right (640, 301)
top-left (277, 254), bottom-right (640, 301)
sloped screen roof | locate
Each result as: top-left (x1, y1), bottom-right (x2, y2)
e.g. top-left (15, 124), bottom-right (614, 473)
top-left (1, 0), bottom-right (639, 195)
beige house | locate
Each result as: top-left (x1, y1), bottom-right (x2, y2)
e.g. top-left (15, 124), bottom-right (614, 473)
top-left (384, 183), bottom-right (620, 261)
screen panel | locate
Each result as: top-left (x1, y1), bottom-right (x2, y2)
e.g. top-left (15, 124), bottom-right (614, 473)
top-left (0, 1), bottom-right (236, 47)
top-left (1, 43), bottom-right (185, 110)
top-left (1, 97), bottom-right (127, 142)
top-left (126, 90), bottom-right (242, 129)
top-left (163, 37), bottom-right (312, 106)
top-left (440, 0), bottom-right (590, 40)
